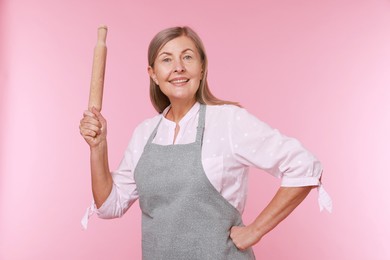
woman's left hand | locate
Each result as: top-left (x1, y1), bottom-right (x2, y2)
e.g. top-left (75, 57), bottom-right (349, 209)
top-left (230, 225), bottom-right (262, 250)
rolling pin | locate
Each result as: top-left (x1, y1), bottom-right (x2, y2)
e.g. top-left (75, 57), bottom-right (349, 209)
top-left (88, 25), bottom-right (108, 112)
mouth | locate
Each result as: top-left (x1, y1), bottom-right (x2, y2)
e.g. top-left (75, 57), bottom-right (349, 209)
top-left (169, 78), bottom-right (190, 85)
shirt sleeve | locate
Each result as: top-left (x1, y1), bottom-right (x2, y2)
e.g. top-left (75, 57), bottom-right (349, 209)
top-left (228, 107), bottom-right (332, 212)
top-left (81, 135), bottom-right (140, 230)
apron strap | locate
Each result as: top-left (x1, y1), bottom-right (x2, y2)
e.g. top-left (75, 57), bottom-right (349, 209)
top-left (195, 104), bottom-right (206, 145)
top-left (146, 118), bottom-right (163, 145)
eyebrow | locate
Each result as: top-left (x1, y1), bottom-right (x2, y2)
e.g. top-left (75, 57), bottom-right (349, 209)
top-left (158, 48), bottom-right (195, 57)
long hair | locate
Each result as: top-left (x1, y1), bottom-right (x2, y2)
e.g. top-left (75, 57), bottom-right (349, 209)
top-left (148, 26), bottom-right (240, 113)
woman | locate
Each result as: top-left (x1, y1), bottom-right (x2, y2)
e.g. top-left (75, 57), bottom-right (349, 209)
top-left (80, 26), bottom-right (332, 259)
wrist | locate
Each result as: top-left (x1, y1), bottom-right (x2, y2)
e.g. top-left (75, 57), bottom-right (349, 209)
top-left (250, 220), bottom-right (267, 240)
top-left (90, 140), bottom-right (107, 153)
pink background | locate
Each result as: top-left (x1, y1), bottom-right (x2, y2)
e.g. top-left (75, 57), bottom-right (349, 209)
top-left (1, 0), bottom-right (389, 259)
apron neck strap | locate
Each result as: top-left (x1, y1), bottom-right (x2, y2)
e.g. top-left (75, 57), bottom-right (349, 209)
top-left (195, 104), bottom-right (206, 145)
top-left (147, 117), bottom-right (162, 145)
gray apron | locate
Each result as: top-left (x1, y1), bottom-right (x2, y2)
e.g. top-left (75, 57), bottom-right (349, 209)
top-left (134, 104), bottom-right (255, 260)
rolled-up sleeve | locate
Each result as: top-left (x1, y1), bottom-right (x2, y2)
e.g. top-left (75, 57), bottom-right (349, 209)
top-left (229, 107), bottom-right (332, 212)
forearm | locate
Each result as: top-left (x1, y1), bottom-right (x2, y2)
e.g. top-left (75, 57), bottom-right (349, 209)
top-left (90, 141), bottom-right (113, 208)
top-left (252, 186), bottom-right (313, 238)
top-left (230, 186), bottom-right (314, 250)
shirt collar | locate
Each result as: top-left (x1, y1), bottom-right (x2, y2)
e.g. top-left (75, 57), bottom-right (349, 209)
top-left (161, 102), bottom-right (200, 127)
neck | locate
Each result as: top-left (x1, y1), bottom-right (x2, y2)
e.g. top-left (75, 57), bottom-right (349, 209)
top-left (166, 99), bottom-right (197, 123)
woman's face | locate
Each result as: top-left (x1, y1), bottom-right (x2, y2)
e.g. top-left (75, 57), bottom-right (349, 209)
top-left (148, 36), bottom-right (203, 105)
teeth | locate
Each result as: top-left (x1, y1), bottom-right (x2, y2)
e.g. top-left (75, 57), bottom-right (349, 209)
top-left (171, 79), bottom-right (188, 83)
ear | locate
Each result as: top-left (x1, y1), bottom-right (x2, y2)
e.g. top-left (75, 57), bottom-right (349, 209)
top-left (148, 66), bottom-right (159, 85)
top-left (147, 66), bottom-right (155, 78)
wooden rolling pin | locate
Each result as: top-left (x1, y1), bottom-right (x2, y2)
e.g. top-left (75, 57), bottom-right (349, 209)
top-left (88, 25), bottom-right (108, 112)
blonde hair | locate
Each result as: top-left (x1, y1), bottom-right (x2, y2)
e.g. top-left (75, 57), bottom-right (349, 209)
top-left (148, 26), bottom-right (240, 113)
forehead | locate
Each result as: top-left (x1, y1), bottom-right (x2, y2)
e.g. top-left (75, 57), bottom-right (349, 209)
top-left (159, 36), bottom-right (198, 54)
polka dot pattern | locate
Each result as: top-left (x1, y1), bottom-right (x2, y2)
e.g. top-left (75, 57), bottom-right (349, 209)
top-left (95, 102), bottom-right (325, 219)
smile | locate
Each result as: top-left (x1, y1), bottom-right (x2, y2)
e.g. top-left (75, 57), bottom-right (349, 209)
top-left (169, 78), bottom-right (190, 84)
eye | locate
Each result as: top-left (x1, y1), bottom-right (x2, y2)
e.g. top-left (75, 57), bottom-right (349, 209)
top-left (183, 55), bottom-right (192, 60)
top-left (162, 57), bottom-right (171, 62)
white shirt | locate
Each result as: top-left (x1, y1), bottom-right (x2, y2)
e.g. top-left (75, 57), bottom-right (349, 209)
top-left (81, 103), bottom-right (332, 229)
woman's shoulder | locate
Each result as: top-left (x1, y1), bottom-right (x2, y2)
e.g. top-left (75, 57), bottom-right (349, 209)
top-left (205, 103), bottom-right (244, 113)
top-left (132, 114), bottom-right (162, 138)
top-left (136, 114), bottom-right (161, 129)
top-left (205, 103), bottom-right (251, 119)
top-left (205, 103), bottom-right (268, 130)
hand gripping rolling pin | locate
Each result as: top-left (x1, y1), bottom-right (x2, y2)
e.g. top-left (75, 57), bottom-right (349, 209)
top-left (88, 25), bottom-right (108, 112)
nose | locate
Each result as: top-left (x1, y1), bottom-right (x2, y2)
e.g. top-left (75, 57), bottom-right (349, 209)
top-left (173, 59), bottom-right (185, 73)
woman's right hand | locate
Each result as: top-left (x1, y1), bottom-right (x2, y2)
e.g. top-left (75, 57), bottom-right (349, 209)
top-left (79, 107), bottom-right (107, 148)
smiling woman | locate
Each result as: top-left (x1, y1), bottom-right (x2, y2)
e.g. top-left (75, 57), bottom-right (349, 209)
top-left (79, 26), bottom-right (331, 260)
top-left (146, 26), bottom-right (240, 114)
top-left (148, 36), bottom-right (203, 119)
